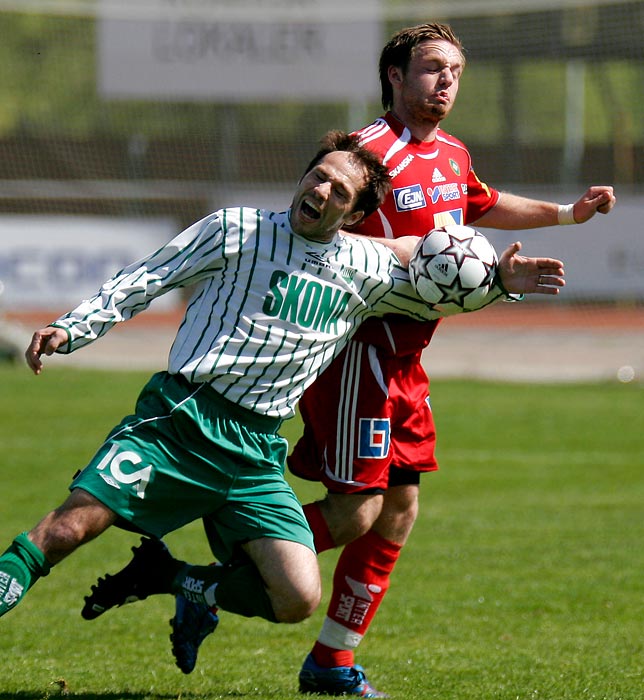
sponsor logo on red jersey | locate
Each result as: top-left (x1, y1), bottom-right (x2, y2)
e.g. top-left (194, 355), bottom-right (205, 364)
top-left (393, 184), bottom-right (426, 212)
top-left (428, 182), bottom-right (462, 203)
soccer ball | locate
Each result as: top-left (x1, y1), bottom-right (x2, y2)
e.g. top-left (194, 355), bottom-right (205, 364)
top-left (408, 224), bottom-right (498, 315)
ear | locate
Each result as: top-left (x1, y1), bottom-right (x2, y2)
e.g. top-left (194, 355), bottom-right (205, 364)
top-left (344, 210), bottom-right (365, 228)
top-left (388, 65), bottom-right (403, 86)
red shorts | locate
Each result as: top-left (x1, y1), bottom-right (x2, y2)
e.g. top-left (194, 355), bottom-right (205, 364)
top-left (288, 341), bottom-right (438, 494)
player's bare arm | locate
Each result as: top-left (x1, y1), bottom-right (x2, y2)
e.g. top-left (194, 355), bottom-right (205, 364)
top-left (473, 186), bottom-right (616, 229)
top-left (376, 236), bottom-right (419, 266)
top-left (25, 326), bottom-right (68, 375)
top-left (353, 231), bottom-right (564, 296)
top-left (498, 241), bottom-right (565, 295)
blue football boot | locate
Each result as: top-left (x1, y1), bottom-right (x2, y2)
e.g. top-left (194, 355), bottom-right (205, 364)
top-left (298, 653), bottom-right (389, 697)
top-left (169, 594), bottom-right (219, 674)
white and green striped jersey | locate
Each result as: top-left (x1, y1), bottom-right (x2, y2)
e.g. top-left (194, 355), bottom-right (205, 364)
top-left (52, 207), bottom-right (442, 418)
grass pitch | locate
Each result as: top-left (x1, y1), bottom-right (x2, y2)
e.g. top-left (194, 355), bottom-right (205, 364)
top-left (0, 366), bottom-right (642, 699)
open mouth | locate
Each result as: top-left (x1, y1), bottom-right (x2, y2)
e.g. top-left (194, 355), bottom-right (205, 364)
top-left (301, 200), bottom-right (321, 220)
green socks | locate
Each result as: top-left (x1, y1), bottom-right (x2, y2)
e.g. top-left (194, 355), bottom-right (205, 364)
top-left (0, 534), bottom-right (278, 622)
top-left (0, 532), bottom-right (51, 617)
top-left (173, 561), bottom-right (277, 623)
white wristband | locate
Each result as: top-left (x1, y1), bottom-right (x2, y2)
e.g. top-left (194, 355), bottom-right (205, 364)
top-left (557, 203), bottom-right (577, 225)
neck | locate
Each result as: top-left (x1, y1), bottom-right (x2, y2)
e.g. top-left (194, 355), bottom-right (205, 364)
top-left (389, 109), bottom-right (440, 143)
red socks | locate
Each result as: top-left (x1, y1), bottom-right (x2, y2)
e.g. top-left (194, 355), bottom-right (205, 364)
top-left (303, 502), bottom-right (336, 553)
top-left (311, 529), bottom-right (402, 668)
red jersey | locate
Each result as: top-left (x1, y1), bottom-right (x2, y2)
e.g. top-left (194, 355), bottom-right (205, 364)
top-left (290, 113), bottom-right (502, 487)
top-left (351, 112), bottom-right (500, 355)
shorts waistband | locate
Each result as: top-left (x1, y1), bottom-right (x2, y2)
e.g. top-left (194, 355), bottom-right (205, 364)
top-left (169, 373), bottom-right (283, 434)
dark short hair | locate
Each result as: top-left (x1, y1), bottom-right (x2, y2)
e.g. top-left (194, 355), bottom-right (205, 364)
top-left (302, 130), bottom-right (391, 221)
top-left (379, 22), bottom-right (465, 110)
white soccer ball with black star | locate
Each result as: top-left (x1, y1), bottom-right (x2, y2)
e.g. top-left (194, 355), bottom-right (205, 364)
top-left (408, 224), bottom-right (498, 315)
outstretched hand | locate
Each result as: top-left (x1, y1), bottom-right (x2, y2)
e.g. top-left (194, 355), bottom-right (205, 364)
top-left (25, 326), bottom-right (68, 375)
top-left (498, 242), bottom-right (565, 295)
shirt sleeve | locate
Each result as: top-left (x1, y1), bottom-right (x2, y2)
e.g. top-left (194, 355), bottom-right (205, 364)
top-left (51, 212), bottom-right (225, 352)
top-left (464, 167), bottom-right (500, 224)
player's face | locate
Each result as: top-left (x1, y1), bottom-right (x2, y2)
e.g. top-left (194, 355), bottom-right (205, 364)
top-left (390, 39), bottom-right (464, 128)
top-left (290, 152), bottom-right (367, 242)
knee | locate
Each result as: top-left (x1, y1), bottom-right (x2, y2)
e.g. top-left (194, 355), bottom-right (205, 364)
top-left (374, 485), bottom-right (419, 544)
top-left (274, 579), bottom-right (321, 623)
top-left (391, 494), bottom-right (419, 527)
top-left (385, 484), bottom-right (419, 519)
top-left (246, 538), bottom-right (322, 624)
top-left (320, 493), bottom-right (384, 546)
top-left (270, 555), bottom-right (322, 623)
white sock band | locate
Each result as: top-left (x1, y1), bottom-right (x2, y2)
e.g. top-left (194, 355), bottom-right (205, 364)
top-left (204, 582), bottom-right (218, 608)
top-left (318, 616), bottom-right (364, 650)
top-left (557, 203), bottom-right (577, 225)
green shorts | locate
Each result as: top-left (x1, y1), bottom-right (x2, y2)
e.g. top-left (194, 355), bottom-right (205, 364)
top-left (71, 372), bottom-right (314, 562)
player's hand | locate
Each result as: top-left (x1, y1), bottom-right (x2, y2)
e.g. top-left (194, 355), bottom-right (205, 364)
top-left (573, 186), bottom-right (616, 222)
top-left (498, 242), bottom-right (565, 296)
top-left (25, 326), bottom-right (68, 375)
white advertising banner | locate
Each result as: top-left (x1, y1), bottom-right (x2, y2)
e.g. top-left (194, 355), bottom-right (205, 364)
top-left (0, 216), bottom-right (181, 311)
top-left (98, 0), bottom-right (383, 101)
top-left (1, 197), bottom-right (641, 314)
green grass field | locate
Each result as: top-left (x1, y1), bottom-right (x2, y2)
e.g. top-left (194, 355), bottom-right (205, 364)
top-left (0, 366), bottom-right (642, 700)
